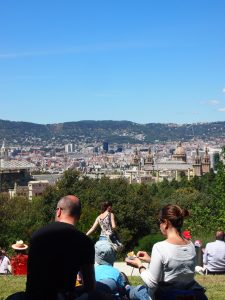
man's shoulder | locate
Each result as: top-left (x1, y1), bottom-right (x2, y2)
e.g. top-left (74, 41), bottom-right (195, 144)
top-left (32, 221), bottom-right (76, 234)
top-left (31, 221), bottom-right (66, 237)
top-left (206, 241), bottom-right (218, 247)
top-left (3, 256), bottom-right (10, 263)
top-left (31, 222), bottom-right (93, 245)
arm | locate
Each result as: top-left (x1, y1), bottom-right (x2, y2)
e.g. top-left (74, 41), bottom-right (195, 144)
top-left (80, 264), bottom-right (96, 292)
top-left (203, 244), bottom-right (208, 265)
top-left (86, 218), bottom-right (99, 236)
top-left (110, 213), bottom-right (116, 230)
top-left (142, 245), bottom-right (163, 288)
top-left (126, 245), bottom-right (163, 289)
top-left (7, 257), bottom-right (11, 273)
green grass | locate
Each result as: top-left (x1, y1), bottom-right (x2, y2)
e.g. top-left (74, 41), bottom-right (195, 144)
top-left (0, 275), bottom-right (26, 300)
top-left (1, 275), bottom-right (225, 300)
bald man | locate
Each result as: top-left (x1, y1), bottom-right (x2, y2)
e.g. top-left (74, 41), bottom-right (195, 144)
top-left (203, 230), bottom-right (225, 274)
top-left (26, 195), bottom-right (97, 300)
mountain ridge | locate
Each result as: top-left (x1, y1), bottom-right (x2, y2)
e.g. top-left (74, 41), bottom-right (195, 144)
top-left (0, 119), bottom-right (225, 145)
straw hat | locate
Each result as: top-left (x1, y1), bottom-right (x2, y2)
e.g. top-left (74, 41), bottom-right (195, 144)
top-left (12, 240), bottom-right (28, 250)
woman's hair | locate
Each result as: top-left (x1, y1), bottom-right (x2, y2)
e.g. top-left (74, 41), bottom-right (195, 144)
top-left (101, 201), bottom-right (112, 213)
top-left (159, 204), bottom-right (189, 231)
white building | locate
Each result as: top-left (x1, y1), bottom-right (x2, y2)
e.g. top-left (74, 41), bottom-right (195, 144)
top-left (65, 143), bottom-right (75, 153)
top-left (9, 180), bottom-right (49, 200)
top-left (28, 180), bottom-right (49, 200)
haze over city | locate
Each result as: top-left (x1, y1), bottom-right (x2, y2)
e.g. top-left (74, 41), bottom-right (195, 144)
top-left (1, 1), bottom-right (225, 124)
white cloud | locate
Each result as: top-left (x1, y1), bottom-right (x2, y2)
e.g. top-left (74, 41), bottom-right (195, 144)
top-left (218, 108), bottom-right (225, 112)
top-left (223, 88), bottom-right (225, 93)
top-left (200, 100), bottom-right (220, 106)
top-left (207, 100), bottom-right (220, 105)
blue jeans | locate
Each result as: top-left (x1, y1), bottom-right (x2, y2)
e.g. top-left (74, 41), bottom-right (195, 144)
top-left (96, 279), bottom-right (125, 299)
top-left (126, 285), bottom-right (150, 300)
top-left (96, 279), bottom-right (118, 294)
top-left (99, 236), bottom-right (108, 241)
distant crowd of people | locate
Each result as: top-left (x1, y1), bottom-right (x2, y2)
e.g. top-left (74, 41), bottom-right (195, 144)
top-left (2, 195), bottom-right (225, 300)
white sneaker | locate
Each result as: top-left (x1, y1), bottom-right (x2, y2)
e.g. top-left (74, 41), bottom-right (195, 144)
top-left (195, 266), bottom-right (205, 275)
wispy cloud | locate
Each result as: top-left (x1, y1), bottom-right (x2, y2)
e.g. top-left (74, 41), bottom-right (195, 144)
top-left (218, 107), bottom-right (225, 112)
top-left (205, 100), bottom-right (220, 105)
top-left (179, 111), bottom-right (200, 116)
top-left (0, 48), bottom-right (87, 59)
top-left (223, 88), bottom-right (225, 93)
top-left (0, 41), bottom-right (169, 59)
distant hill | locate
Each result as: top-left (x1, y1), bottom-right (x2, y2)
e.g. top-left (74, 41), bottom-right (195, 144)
top-left (0, 119), bottom-right (225, 145)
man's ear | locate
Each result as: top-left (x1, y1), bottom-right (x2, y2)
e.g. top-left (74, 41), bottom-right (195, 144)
top-left (56, 207), bottom-right (63, 218)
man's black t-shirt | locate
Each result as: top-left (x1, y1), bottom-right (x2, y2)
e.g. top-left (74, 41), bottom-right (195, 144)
top-left (26, 221), bottom-right (94, 299)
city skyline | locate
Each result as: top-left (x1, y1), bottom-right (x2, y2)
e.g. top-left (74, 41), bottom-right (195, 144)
top-left (1, 1), bottom-right (225, 125)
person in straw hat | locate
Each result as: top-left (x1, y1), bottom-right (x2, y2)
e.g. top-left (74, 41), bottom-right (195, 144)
top-left (11, 240), bottom-right (28, 275)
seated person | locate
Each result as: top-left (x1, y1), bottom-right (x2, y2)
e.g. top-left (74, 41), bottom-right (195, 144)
top-left (197, 231), bottom-right (225, 275)
top-left (0, 247), bottom-right (11, 274)
top-left (194, 240), bottom-right (204, 274)
top-left (125, 204), bottom-right (207, 300)
top-left (6, 195), bottom-right (113, 300)
top-left (95, 240), bottom-right (127, 298)
top-left (11, 240), bottom-right (28, 275)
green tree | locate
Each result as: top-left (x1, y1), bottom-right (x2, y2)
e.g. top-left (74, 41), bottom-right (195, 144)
top-left (0, 195), bottom-right (45, 250)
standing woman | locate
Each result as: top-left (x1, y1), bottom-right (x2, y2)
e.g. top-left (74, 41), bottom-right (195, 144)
top-left (125, 204), bottom-right (207, 300)
top-left (86, 201), bottom-right (116, 241)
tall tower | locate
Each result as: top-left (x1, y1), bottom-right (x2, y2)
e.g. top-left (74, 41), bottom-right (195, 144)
top-left (193, 146), bottom-right (202, 176)
top-left (103, 141), bottom-right (109, 153)
top-left (202, 147), bottom-right (210, 174)
top-left (172, 142), bottom-right (187, 162)
top-left (145, 147), bottom-right (154, 165)
top-left (132, 148), bottom-right (140, 167)
top-left (0, 139), bottom-right (9, 159)
top-left (0, 139), bottom-right (9, 168)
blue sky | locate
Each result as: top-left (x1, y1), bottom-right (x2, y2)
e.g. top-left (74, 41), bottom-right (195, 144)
top-left (0, 0), bottom-right (225, 124)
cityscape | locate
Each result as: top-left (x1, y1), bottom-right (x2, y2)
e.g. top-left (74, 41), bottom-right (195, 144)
top-left (0, 125), bottom-right (223, 199)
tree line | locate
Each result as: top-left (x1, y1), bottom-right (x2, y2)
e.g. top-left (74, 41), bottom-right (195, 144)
top-left (1, 162), bottom-right (225, 254)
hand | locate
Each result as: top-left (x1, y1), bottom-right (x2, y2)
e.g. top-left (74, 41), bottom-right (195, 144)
top-left (125, 257), bottom-right (142, 269)
top-left (137, 251), bottom-right (151, 263)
